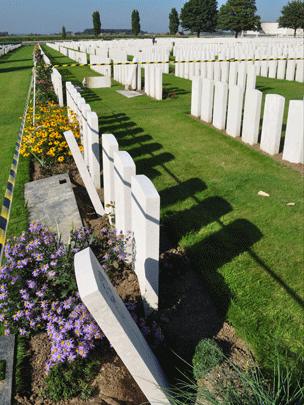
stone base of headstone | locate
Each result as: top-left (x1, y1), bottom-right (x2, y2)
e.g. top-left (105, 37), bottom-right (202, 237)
top-left (116, 90), bottom-right (143, 98)
top-left (25, 173), bottom-right (83, 242)
top-left (0, 336), bottom-right (15, 405)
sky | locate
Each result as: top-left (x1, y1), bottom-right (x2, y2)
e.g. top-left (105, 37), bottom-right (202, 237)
top-left (0, 0), bottom-right (288, 35)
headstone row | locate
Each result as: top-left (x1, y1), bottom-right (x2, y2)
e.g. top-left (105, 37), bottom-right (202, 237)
top-left (191, 77), bottom-right (304, 163)
top-left (102, 133), bottom-right (160, 314)
top-left (66, 82), bottom-right (101, 188)
top-left (0, 43), bottom-right (21, 57)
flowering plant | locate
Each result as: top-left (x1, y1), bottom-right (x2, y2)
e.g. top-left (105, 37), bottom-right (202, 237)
top-left (20, 102), bottom-right (82, 168)
top-left (0, 224), bottom-right (104, 371)
top-left (0, 223), bottom-right (163, 375)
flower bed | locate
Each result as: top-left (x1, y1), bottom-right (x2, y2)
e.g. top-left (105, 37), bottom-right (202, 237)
top-left (1, 222), bottom-right (162, 402)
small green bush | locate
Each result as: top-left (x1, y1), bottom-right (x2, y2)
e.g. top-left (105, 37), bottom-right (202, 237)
top-left (192, 339), bottom-right (224, 380)
top-left (44, 358), bottom-right (99, 401)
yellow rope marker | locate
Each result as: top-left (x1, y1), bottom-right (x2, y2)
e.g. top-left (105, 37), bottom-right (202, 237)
top-left (0, 75), bottom-right (33, 265)
top-left (52, 56), bottom-right (303, 68)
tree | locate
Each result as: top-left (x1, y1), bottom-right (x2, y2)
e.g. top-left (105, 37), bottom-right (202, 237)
top-left (278, 0), bottom-right (304, 37)
top-left (217, 0), bottom-right (261, 38)
top-left (92, 11), bottom-right (101, 37)
top-left (169, 8), bottom-right (180, 35)
top-left (180, 0), bottom-right (218, 37)
top-left (61, 26), bottom-right (66, 39)
top-left (131, 10), bottom-right (141, 36)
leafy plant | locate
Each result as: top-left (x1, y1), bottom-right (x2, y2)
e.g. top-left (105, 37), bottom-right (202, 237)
top-left (168, 349), bottom-right (304, 405)
top-left (169, 8), bottom-right (180, 35)
top-left (180, 0), bottom-right (218, 37)
top-left (44, 357), bottom-right (99, 401)
top-left (192, 338), bottom-right (224, 380)
top-left (131, 9), bottom-right (141, 36)
top-left (217, 0), bottom-right (261, 38)
top-left (278, 0), bottom-right (304, 37)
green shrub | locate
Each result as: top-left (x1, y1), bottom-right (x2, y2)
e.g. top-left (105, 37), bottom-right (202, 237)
top-left (192, 338), bottom-right (224, 380)
top-left (170, 355), bottom-right (304, 405)
top-left (44, 358), bottom-right (99, 401)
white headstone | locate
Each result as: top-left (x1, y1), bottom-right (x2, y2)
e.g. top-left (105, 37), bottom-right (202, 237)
top-left (237, 63), bottom-right (247, 89)
top-left (282, 100), bottom-right (304, 163)
top-left (260, 94), bottom-right (285, 155)
top-left (114, 151), bottom-right (136, 235)
top-left (226, 85), bottom-right (244, 138)
top-left (87, 111), bottom-right (101, 189)
top-left (191, 76), bottom-right (202, 118)
top-left (102, 134), bottom-right (119, 215)
top-left (213, 82), bottom-right (228, 130)
top-left (200, 79), bottom-right (214, 123)
top-left (131, 175), bottom-right (160, 315)
top-left (228, 62), bottom-right (237, 88)
top-left (277, 59), bottom-right (287, 80)
top-left (155, 68), bottom-right (163, 101)
top-left (242, 89), bottom-right (262, 145)
top-left (64, 131), bottom-right (104, 216)
top-left (246, 64), bottom-right (256, 90)
top-left (295, 60), bottom-right (304, 83)
top-left (286, 59), bottom-right (296, 81)
top-left (75, 247), bottom-right (169, 405)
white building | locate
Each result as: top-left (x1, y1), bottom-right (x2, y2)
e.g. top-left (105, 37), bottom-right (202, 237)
top-left (261, 22), bottom-right (303, 36)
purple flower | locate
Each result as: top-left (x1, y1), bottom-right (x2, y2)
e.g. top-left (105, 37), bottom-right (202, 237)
top-left (27, 280), bottom-right (36, 289)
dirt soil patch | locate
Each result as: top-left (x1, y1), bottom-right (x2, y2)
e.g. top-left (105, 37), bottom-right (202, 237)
top-left (20, 160), bottom-right (255, 404)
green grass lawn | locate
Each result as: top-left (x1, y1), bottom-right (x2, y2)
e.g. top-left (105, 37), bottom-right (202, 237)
top-left (0, 46), bottom-right (33, 392)
top-left (0, 46), bottom-right (33, 238)
top-left (44, 45), bottom-right (304, 376)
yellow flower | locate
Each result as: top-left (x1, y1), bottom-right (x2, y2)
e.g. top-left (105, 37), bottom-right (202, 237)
top-left (57, 156), bottom-right (64, 163)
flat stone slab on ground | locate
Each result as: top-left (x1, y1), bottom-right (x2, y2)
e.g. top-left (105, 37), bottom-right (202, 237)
top-left (0, 335), bottom-right (15, 405)
top-left (25, 173), bottom-right (82, 242)
top-left (116, 90), bottom-right (143, 98)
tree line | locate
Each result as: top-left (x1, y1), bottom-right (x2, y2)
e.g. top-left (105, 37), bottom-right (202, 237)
top-left (61, 1), bottom-right (304, 39)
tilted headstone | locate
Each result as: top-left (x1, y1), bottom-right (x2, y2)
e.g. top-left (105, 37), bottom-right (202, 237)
top-left (226, 85), bottom-right (244, 138)
top-left (64, 131), bottom-right (104, 216)
top-left (200, 79), bottom-right (214, 123)
top-left (260, 94), bottom-right (285, 155)
top-left (102, 134), bottom-right (119, 215)
top-left (213, 81), bottom-right (228, 130)
top-left (74, 248), bottom-right (170, 405)
top-left (282, 100), bottom-right (304, 164)
top-left (131, 175), bottom-right (160, 315)
top-left (81, 103), bottom-right (92, 166)
top-left (114, 151), bottom-right (136, 235)
top-left (242, 89), bottom-right (262, 145)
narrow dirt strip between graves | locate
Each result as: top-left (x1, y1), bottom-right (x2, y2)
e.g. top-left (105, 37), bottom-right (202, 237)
top-left (51, 56), bottom-right (304, 68)
top-left (0, 74), bottom-right (33, 264)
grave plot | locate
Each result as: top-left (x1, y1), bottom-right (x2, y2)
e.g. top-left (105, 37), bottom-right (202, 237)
top-left (42, 43), bottom-right (304, 387)
top-left (1, 45), bottom-right (174, 404)
top-left (0, 38), bottom-right (303, 405)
